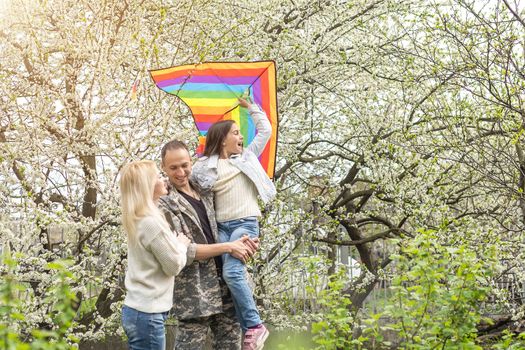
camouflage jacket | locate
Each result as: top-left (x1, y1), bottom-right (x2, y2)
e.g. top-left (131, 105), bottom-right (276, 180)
top-left (158, 183), bottom-right (225, 320)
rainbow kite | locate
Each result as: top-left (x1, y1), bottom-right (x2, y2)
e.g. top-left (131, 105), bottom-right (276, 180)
top-left (150, 61), bottom-right (278, 179)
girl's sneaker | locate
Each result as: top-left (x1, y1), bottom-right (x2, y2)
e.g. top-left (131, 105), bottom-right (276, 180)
top-left (242, 324), bottom-right (269, 350)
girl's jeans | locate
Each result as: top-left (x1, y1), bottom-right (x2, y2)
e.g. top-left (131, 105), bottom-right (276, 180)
top-left (121, 305), bottom-right (168, 350)
top-left (218, 217), bottom-right (261, 331)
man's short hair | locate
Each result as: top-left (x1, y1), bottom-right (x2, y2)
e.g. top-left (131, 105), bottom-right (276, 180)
top-left (161, 140), bottom-right (189, 163)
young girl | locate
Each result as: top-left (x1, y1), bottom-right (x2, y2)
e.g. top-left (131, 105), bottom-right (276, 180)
top-left (120, 160), bottom-right (190, 350)
top-left (192, 98), bottom-right (276, 350)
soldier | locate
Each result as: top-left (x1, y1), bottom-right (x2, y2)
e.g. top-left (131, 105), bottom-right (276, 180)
top-left (159, 140), bottom-right (258, 350)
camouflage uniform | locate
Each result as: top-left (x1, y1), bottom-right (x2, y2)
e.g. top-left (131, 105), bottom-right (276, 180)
top-left (159, 183), bottom-right (241, 350)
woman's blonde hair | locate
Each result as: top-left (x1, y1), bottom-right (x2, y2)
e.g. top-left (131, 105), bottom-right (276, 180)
top-left (119, 160), bottom-right (168, 243)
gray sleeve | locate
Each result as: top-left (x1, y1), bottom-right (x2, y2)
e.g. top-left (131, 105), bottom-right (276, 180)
top-left (190, 161), bottom-right (212, 192)
top-left (189, 164), bottom-right (200, 185)
top-left (185, 243), bottom-right (197, 266)
top-left (149, 230), bottom-right (188, 276)
top-left (246, 104), bottom-right (272, 157)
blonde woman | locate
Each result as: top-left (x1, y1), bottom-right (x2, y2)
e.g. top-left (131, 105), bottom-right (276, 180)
top-left (120, 160), bottom-right (190, 350)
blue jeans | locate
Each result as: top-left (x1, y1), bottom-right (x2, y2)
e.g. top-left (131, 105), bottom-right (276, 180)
top-left (121, 305), bottom-right (168, 350)
top-left (218, 217), bottom-right (261, 331)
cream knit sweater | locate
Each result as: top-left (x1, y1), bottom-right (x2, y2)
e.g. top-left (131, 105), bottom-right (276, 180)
top-left (214, 159), bottom-right (261, 222)
top-left (123, 215), bottom-right (187, 313)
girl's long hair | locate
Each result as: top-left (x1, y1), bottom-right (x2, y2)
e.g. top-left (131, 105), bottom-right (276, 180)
top-left (119, 160), bottom-right (168, 243)
top-left (203, 120), bottom-right (235, 157)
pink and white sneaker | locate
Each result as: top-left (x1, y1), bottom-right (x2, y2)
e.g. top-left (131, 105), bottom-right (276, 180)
top-left (243, 324), bottom-right (269, 350)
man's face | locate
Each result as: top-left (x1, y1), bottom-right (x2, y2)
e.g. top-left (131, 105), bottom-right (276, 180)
top-left (162, 148), bottom-right (192, 190)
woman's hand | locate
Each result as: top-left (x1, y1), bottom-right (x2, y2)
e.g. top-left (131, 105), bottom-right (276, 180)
top-left (175, 232), bottom-right (191, 247)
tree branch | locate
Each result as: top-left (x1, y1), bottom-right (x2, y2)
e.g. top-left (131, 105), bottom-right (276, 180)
top-left (313, 228), bottom-right (404, 246)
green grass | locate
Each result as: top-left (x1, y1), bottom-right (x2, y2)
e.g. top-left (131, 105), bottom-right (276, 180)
top-left (265, 328), bottom-right (315, 349)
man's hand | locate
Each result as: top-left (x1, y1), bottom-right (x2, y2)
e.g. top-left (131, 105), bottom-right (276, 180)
top-left (243, 236), bottom-right (259, 251)
top-left (229, 236), bottom-right (258, 263)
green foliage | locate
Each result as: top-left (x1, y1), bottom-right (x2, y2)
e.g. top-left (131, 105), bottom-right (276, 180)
top-left (490, 330), bottom-right (525, 349)
top-left (0, 255), bottom-right (78, 349)
top-left (0, 256), bottom-right (26, 350)
top-left (308, 261), bottom-right (363, 350)
top-left (293, 232), bottom-right (523, 349)
top-left (365, 229), bottom-right (497, 349)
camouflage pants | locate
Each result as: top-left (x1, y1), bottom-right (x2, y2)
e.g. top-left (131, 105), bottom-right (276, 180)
top-left (174, 312), bottom-right (241, 350)
top-left (174, 285), bottom-right (241, 350)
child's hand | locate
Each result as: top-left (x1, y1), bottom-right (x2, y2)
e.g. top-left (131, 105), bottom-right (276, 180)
top-left (238, 98), bottom-right (251, 108)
